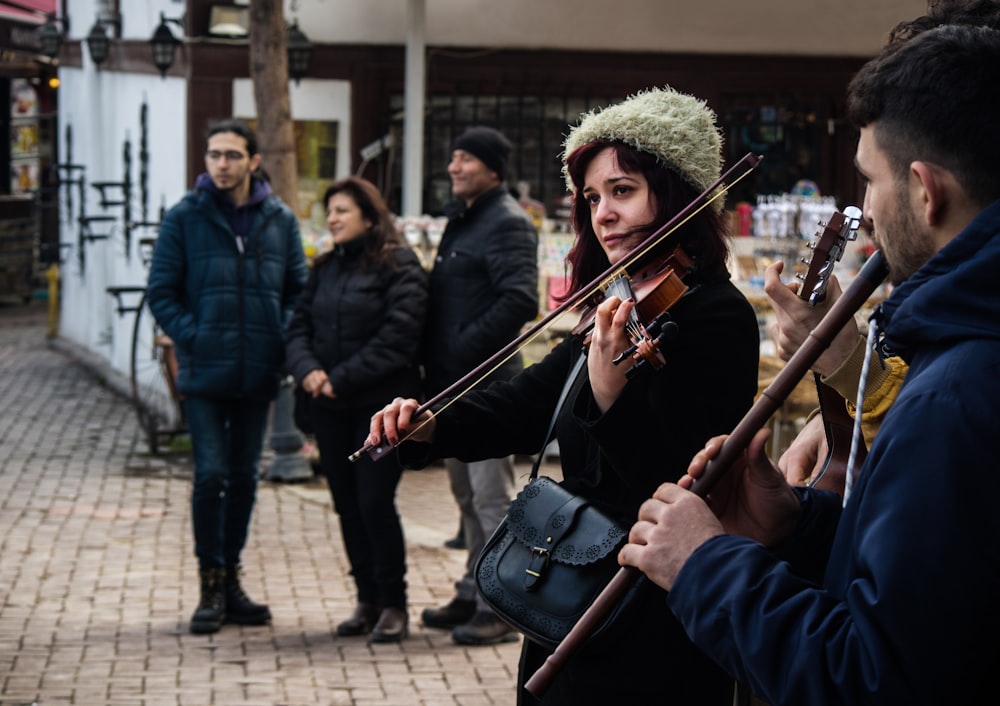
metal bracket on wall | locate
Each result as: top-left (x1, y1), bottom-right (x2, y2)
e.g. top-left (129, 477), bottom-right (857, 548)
top-left (90, 140), bottom-right (136, 258)
top-left (136, 234), bottom-right (159, 267)
top-left (105, 285), bottom-right (146, 316)
top-left (52, 163), bottom-right (85, 222)
top-left (91, 181), bottom-right (128, 208)
top-left (79, 215), bottom-right (116, 243)
top-left (77, 214), bottom-right (116, 273)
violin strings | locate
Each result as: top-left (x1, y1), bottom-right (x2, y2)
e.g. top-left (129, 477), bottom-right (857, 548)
top-left (603, 275), bottom-right (647, 345)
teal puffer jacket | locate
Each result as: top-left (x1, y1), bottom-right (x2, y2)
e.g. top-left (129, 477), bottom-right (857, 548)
top-left (146, 179), bottom-right (308, 401)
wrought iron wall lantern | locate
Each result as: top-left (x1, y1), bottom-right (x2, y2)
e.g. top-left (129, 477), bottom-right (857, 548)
top-left (150, 13), bottom-right (184, 78)
top-left (86, 14), bottom-right (122, 67)
top-left (286, 21), bottom-right (313, 84)
top-left (37, 14), bottom-right (69, 59)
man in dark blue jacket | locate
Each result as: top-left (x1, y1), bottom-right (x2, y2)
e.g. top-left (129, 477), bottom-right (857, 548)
top-left (618, 25), bottom-right (1000, 706)
top-left (147, 119), bottom-right (308, 634)
top-left (419, 126), bottom-right (539, 645)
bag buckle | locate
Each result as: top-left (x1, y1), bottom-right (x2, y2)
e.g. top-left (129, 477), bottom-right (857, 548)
top-left (524, 546), bottom-right (551, 590)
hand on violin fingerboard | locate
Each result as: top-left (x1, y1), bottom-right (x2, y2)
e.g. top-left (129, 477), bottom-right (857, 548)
top-left (587, 295), bottom-right (638, 412)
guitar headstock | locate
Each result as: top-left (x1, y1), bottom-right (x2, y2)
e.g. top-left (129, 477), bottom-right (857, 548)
top-left (798, 206), bottom-right (863, 306)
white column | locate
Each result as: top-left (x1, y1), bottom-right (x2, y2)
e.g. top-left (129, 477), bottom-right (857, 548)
top-left (402, 0), bottom-right (426, 217)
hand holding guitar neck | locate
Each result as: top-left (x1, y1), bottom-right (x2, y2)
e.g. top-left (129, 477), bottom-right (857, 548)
top-left (792, 206), bottom-right (866, 494)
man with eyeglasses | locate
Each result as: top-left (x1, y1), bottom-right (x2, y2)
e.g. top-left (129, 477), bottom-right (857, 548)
top-left (147, 118), bottom-right (308, 634)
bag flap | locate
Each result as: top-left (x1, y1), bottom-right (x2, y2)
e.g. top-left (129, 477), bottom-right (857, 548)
top-left (506, 476), bottom-right (626, 566)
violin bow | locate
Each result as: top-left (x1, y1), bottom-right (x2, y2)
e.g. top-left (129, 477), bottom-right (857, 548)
top-left (349, 152), bottom-right (764, 462)
top-left (525, 249), bottom-right (889, 698)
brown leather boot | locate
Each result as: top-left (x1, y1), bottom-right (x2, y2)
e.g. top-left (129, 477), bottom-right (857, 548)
top-left (371, 607), bottom-right (409, 643)
top-left (336, 603), bottom-right (379, 636)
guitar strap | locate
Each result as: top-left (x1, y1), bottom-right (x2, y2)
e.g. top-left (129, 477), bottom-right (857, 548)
top-left (844, 313), bottom-right (881, 502)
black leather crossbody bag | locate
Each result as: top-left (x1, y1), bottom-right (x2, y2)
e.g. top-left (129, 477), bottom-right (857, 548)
top-left (474, 356), bottom-right (629, 648)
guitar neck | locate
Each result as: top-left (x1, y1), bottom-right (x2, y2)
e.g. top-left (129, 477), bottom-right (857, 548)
top-left (796, 208), bottom-right (868, 495)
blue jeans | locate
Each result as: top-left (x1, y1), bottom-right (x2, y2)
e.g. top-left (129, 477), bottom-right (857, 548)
top-left (183, 396), bottom-right (271, 571)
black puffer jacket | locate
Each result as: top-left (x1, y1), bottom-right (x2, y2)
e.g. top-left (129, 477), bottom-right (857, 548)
top-left (423, 185), bottom-right (539, 396)
top-left (285, 237), bottom-right (427, 411)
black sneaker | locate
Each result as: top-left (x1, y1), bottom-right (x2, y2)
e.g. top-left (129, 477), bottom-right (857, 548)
top-left (443, 534), bottom-right (466, 550)
top-left (444, 522), bottom-right (465, 549)
top-left (452, 611), bottom-right (519, 646)
top-left (421, 597), bottom-right (477, 630)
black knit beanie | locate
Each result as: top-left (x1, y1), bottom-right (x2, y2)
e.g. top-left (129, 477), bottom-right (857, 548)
top-left (451, 126), bottom-right (511, 181)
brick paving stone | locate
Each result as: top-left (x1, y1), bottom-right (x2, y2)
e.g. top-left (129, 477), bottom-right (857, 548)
top-left (1, 300), bottom-right (569, 706)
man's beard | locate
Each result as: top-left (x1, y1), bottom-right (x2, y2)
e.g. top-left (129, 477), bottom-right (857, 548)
top-left (878, 189), bottom-right (938, 286)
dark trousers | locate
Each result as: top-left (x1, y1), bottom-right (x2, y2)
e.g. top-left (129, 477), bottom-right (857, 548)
top-left (311, 404), bottom-right (407, 608)
top-left (183, 396), bottom-right (271, 571)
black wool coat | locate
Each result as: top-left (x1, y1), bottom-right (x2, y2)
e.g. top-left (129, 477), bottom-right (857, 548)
top-left (422, 185), bottom-right (539, 396)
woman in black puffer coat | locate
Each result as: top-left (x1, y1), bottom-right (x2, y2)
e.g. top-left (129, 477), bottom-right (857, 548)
top-left (285, 177), bottom-right (427, 643)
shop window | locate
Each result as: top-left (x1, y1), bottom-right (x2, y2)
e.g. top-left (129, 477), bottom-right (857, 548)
top-left (9, 79), bottom-right (40, 195)
top-left (722, 97), bottom-right (835, 205)
top-left (244, 118), bottom-right (339, 241)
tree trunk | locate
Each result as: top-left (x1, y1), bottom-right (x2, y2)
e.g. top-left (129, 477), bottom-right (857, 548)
top-left (248, 0), bottom-right (298, 214)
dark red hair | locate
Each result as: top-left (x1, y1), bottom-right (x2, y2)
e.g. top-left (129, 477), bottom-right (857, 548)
top-left (561, 140), bottom-right (730, 300)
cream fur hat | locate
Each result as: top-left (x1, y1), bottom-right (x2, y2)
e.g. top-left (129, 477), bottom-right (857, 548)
top-left (562, 86), bottom-right (725, 211)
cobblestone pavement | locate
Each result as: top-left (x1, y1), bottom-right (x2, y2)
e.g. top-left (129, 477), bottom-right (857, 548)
top-left (0, 299), bottom-right (546, 706)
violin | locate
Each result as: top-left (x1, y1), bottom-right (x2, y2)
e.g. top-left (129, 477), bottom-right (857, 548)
top-left (349, 151), bottom-right (764, 463)
top-left (571, 246), bottom-right (693, 377)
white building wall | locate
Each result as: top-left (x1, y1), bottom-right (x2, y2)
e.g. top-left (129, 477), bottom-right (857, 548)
top-left (57, 66), bottom-right (187, 378)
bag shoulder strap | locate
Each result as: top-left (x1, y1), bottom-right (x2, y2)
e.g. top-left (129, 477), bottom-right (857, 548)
top-left (530, 351), bottom-right (586, 480)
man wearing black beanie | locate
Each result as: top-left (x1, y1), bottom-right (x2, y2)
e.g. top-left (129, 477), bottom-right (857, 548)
top-left (418, 125), bottom-right (539, 645)
top-left (450, 126), bottom-right (513, 182)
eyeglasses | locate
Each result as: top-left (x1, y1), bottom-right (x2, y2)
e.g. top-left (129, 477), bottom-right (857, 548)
top-left (205, 150), bottom-right (248, 162)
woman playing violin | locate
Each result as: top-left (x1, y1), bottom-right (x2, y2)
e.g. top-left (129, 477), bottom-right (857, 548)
top-left (369, 87), bottom-right (760, 705)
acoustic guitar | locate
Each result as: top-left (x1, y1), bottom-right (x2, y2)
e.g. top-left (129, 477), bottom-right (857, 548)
top-left (796, 207), bottom-right (865, 495)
